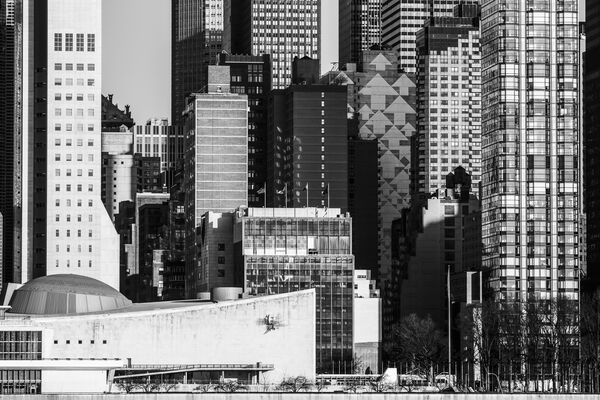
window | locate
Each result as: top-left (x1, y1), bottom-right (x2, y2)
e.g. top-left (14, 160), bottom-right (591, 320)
top-left (76, 33), bottom-right (84, 51)
top-left (55, 93), bottom-right (61, 101)
top-left (76, 63), bottom-right (84, 71)
top-left (54, 63), bottom-right (62, 71)
top-left (218, 256), bottom-right (225, 264)
top-left (217, 269), bottom-right (225, 277)
top-left (87, 34), bottom-right (95, 51)
top-left (87, 79), bottom-right (95, 86)
top-left (218, 243), bottom-right (226, 251)
top-left (88, 64), bottom-right (95, 71)
top-left (65, 34), bottom-right (73, 51)
top-left (54, 33), bottom-right (62, 51)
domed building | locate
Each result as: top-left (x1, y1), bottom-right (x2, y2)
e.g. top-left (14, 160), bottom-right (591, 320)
top-left (9, 274), bottom-right (132, 315)
top-left (0, 274), bottom-right (315, 395)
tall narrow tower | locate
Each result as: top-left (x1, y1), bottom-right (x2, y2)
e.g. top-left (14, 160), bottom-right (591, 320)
top-left (15, 0), bottom-right (119, 289)
top-left (481, 0), bottom-right (581, 303)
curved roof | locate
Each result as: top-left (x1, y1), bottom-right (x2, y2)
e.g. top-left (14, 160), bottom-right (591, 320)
top-left (9, 274), bottom-right (132, 315)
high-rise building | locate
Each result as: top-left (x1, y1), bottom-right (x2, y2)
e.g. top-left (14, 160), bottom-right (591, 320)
top-left (171, 0), bottom-right (224, 125)
top-left (267, 74), bottom-right (348, 210)
top-left (45, 0), bottom-right (119, 288)
top-left (14, 0), bottom-right (119, 288)
top-left (183, 65), bottom-right (248, 298)
top-left (481, 0), bottom-right (581, 303)
top-left (225, 0), bottom-right (320, 89)
top-left (585, 0), bottom-right (600, 287)
top-left (322, 50), bottom-right (417, 297)
top-left (217, 53), bottom-right (271, 207)
top-left (234, 207), bottom-right (354, 373)
top-left (414, 5), bottom-right (481, 194)
top-left (338, 0), bottom-right (381, 67)
top-left (0, 0), bottom-right (16, 288)
top-left (133, 118), bottom-right (185, 175)
top-left (381, 0), bottom-right (472, 73)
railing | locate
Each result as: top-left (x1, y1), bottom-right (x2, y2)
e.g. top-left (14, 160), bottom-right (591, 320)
top-left (123, 363), bottom-right (275, 371)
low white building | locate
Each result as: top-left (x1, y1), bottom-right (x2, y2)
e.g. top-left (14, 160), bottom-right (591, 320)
top-left (0, 274), bottom-right (316, 394)
top-left (353, 269), bottom-right (381, 373)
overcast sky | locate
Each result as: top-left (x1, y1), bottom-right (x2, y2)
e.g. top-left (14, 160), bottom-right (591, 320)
top-left (103, 1), bottom-right (338, 124)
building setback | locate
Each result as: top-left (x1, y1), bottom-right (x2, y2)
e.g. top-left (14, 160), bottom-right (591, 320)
top-left (234, 207), bottom-right (354, 374)
top-left (225, 0), bottom-right (320, 89)
top-left (338, 0), bottom-right (381, 67)
top-left (44, 0), bottom-right (119, 288)
top-left (414, 5), bottom-right (481, 194)
top-left (267, 80), bottom-right (348, 210)
top-left (481, 0), bottom-right (581, 304)
top-left (217, 53), bottom-right (272, 207)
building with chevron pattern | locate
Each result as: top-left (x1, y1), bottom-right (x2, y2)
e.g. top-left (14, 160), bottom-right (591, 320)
top-left (322, 50), bottom-right (417, 321)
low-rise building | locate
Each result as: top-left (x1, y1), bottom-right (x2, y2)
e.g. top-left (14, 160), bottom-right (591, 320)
top-left (1, 274), bottom-right (315, 394)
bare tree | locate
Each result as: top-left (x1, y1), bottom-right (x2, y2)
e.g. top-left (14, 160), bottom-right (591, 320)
top-left (384, 313), bottom-right (446, 385)
top-left (277, 376), bottom-right (311, 392)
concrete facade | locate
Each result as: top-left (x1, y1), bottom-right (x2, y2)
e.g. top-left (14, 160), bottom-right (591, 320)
top-left (1, 289), bottom-right (316, 394)
top-left (46, 0), bottom-right (119, 289)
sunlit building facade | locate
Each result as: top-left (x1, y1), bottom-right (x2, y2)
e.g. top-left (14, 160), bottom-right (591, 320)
top-left (481, 0), bottom-right (581, 302)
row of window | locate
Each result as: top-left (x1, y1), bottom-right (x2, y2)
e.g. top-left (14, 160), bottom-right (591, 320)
top-left (55, 199), bottom-right (95, 208)
top-left (54, 123), bottom-right (95, 132)
top-left (54, 78), bottom-right (95, 86)
top-left (55, 93), bottom-right (95, 102)
top-left (53, 339), bottom-right (106, 344)
top-left (54, 184), bottom-right (94, 192)
top-left (53, 33), bottom-right (95, 52)
top-left (54, 108), bottom-right (95, 117)
top-left (54, 63), bottom-right (95, 72)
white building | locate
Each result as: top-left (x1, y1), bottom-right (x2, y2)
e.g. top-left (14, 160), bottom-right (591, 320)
top-left (1, 274), bottom-right (316, 394)
top-left (353, 269), bottom-right (381, 373)
top-left (46, 0), bottom-right (119, 288)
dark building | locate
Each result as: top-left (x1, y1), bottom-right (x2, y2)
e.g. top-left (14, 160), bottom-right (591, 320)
top-left (586, 0), bottom-right (600, 287)
top-left (292, 55), bottom-right (320, 85)
top-left (115, 201), bottom-right (135, 294)
top-left (267, 72), bottom-right (348, 210)
top-left (225, 0), bottom-right (320, 89)
top-left (163, 161), bottom-right (186, 300)
top-left (137, 201), bottom-right (169, 302)
top-left (171, 0), bottom-right (223, 125)
top-left (348, 122), bottom-right (379, 273)
top-left (0, 0), bottom-right (16, 287)
top-left (217, 53), bottom-right (271, 207)
top-left (101, 94), bottom-right (134, 132)
top-left (136, 156), bottom-right (163, 193)
top-left (338, 0), bottom-right (381, 66)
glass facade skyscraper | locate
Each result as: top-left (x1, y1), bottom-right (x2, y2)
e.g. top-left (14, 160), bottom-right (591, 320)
top-left (481, 0), bottom-right (581, 302)
top-left (235, 207), bottom-right (354, 373)
top-left (172, 0), bottom-right (224, 126)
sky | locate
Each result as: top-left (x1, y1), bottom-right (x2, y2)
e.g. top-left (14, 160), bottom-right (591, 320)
top-left (103, 1), bottom-right (338, 125)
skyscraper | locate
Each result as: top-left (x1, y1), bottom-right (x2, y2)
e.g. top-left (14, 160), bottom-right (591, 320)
top-left (481, 0), bottom-right (581, 304)
top-left (585, 0), bottom-right (600, 287)
top-left (225, 0), bottom-right (320, 89)
top-left (338, 0), bottom-right (381, 66)
top-left (183, 65), bottom-right (248, 298)
top-left (46, 0), bottom-right (119, 288)
top-left (14, 0), bottom-right (119, 288)
top-left (0, 0), bottom-right (16, 288)
top-left (381, 0), bottom-right (470, 73)
top-left (267, 73), bottom-right (349, 210)
top-left (414, 4), bottom-right (481, 194)
top-left (217, 53), bottom-right (272, 207)
top-left (172, 0), bottom-right (224, 126)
